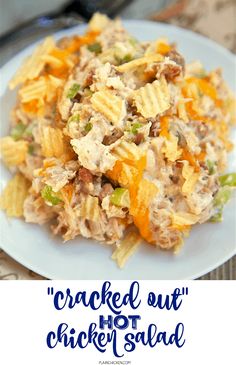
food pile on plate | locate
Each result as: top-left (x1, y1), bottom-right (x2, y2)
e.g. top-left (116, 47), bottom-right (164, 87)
top-left (0, 13), bottom-right (235, 267)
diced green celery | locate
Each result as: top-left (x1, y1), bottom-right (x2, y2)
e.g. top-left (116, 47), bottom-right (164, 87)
top-left (209, 209), bottom-right (223, 222)
top-left (68, 114), bottom-right (80, 124)
top-left (121, 54), bottom-right (133, 64)
top-left (209, 186), bottom-right (232, 223)
top-left (28, 144), bottom-right (34, 155)
top-left (67, 83), bottom-right (80, 99)
top-left (110, 188), bottom-right (130, 208)
top-left (84, 122), bottom-right (93, 133)
top-left (219, 173), bottom-right (236, 187)
top-left (10, 122), bottom-right (26, 140)
top-left (130, 122), bottom-right (142, 134)
top-left (214, 186), bottom-right (232, 207)
top-left (41, 185), bottom-right (62, 206)
top-left (24, 123), bottom-right (34, 137)
top-left (87, 43), bottom-right (102, 54)
top-left (128, 38), bottom-right (138, 46)
top-left (115, 54), bottom-right (133, 65)
top-left (206, 160), bottom-right (216, 175)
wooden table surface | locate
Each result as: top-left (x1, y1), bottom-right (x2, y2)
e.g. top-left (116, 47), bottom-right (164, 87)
top-left (0, 0), bottom-right (235, 279)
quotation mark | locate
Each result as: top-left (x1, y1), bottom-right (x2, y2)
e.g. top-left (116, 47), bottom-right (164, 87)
top-left (47, 287), bottom-right (54, 296)
top-left (182, 287), bottom-right (188, 295)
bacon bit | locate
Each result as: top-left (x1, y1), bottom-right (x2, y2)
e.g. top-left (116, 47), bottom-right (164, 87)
top-left (167, 50), bottom-right (185, 70)
top-left (102, 129), bottom-right (124, 146)
top-left (159, 115), bottom-right (170, 138)
top-left (170, 175), bottom-right (179, 184)
top-left (133, 133), bottom-right (144, 145)
top-left (84, 70), bottom-right (95, 87)
top-left (99, 183), bottom-right (114, 201)
top-left (117, 217), bottom-right (130, 227)
top-left (79, 167), bottom-right (93, 183)
top-left (149, 122), bottom-right (159, 137)
top-left (176, 161), bottom-right (183, 168)
top-left (163, 63), bottom-right (182, 81)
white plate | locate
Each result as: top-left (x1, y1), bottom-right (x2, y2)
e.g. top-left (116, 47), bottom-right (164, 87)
top-left (0, 20), bottom-right (235, 279)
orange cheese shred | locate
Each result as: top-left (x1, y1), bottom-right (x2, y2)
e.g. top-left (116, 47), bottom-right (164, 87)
top-left (156, 42), bottom-right (171, 55)
top-left (160, 115), bottom-right (170, 138)
top-left (107, 155), bottom-right (157, 242)
top-left (181, 148), bottom-right (200, 172)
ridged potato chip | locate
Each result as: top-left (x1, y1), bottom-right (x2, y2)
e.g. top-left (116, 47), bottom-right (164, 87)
top-left (162, 133), bottom-right (182, 162)
top-left (9, 37), bottom-right (55, 89)
top-left (119, 163), bottom-right (138, 188)
top-left (40, 126), bottom-right (65, 158)
top-left (177, 99), bottom-right (189, 122)
top-left (19, 78), bottom-right (47, 103)
top-left (172, 212), bottom-right (200, 226)
top-left (48, 75), bottom-right (63, 88)
top-left (19, 75), bottom-right (63, 104)
top-left (88, 12), bottom-right (109, 32)
top-left (0, 136), bottom-right (28, 166)
top-left (91, 90), bottom-right (125, 126)
top-left (182, 161), bottom-right (199, 194)
top-left (0, 173), bottom-right (30, 217)
top-left (133, 76), bottom-right (170, 118)
top-left (111, 140), bottom-right (142, 161)
top-left (46, 76), bottom-right (64, 102)
top-left (184, 79), bottom-right (200, 99)
top-left (80, 195), bottom-right (100, 221)
top-left (41, 54), bottom-right (64, 68)
top-left (226, 96), bottom-right (236, 125)
top-left (116, 54), bottom-right (163, 72)
top-left (112, 231), bottom-right (142, 268)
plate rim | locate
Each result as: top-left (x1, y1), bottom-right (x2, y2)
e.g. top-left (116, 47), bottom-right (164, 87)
top-left (1, 229), bottom-right (235, 279)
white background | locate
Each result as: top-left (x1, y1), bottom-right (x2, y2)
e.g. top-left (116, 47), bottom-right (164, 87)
top-left (0, 280), bottom-right (235, 364)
